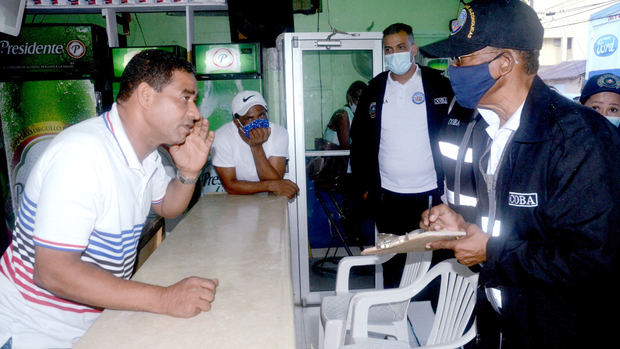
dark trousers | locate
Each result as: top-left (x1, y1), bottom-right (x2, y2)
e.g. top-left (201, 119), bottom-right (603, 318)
top-left (472, 291), bottom-right (503, 349)
top-left (375, 187), bottom-right (456, 316)
top-left (375, 187), bottom-right (442, 288)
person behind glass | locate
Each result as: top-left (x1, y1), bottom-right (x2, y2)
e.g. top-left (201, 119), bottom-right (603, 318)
top-left (421, 1), bottom-right (620, 347)
top-left (579, 72), bottom-right (620, 130)
top-left (323, 80), bottom-right (367, 149)
top-left (212, 90), bottom-right (299, 199)
top-left (349, 23), bottom-right (452, 288)
top-left (0, 49), bottom-right (218, 349)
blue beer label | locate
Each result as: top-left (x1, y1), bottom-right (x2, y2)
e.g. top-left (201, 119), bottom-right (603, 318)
top-left (594, 34), bottom-right (618, 57)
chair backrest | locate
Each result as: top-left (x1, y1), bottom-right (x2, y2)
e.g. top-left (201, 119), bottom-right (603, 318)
top-left (399, 250), bottom-right (433, 288)
top-left (346, 258), bottom-right (478, 348)
top-left (378, 250), bottom-right (432, 321)
top-left (373, 226), bottom-right (433, 289)
top-left (425, 259), bottom-right (479, 346)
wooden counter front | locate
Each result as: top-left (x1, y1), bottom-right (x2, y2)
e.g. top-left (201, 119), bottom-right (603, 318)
top-left (75, 193), bottom-right (295, 349)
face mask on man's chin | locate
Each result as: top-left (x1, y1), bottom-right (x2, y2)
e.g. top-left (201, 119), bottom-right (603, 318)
top-left (348, 102), bottom-right (357, 114)
top-left (605, 115), bottom-right (620, 127)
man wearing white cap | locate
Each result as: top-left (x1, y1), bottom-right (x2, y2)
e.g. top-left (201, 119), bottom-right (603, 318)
top-left (212, 90), bottom-right (299, 198)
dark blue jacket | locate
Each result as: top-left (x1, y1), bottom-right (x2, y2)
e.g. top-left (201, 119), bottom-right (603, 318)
top-left (473, 76), bottom-right (620, 347)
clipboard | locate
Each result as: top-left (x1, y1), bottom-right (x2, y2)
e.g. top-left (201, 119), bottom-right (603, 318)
top-left (361, 230), bottom-right (466, 255)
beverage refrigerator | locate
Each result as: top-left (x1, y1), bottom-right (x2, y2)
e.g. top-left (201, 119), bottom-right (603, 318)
top-left (191, 42), bottom-right (263, 193)
top-left (110, 45), bottom-right (187, 100)
top-left (0, 24), bottom-right (111, 252)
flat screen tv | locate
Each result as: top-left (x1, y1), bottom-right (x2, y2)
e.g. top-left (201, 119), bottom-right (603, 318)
top-left (0, 0), bottom-right (26, 37)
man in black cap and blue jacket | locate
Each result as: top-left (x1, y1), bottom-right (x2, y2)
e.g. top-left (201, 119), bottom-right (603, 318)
top-left (420, 0), bottom-right (620, 347)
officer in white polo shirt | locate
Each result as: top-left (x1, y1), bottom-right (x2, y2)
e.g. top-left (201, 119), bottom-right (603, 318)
top-left (212, 90), bottom-right (299, 199)
top-left (0, 49), bottom-right (218, 348)
top-left (350, 23), bottom-right (453, 288)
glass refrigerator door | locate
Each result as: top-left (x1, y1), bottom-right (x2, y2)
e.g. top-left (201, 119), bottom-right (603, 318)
top-left (280, 32), bottom-right (384, 306)
top-left (0, 79), bottom-right (97, 217)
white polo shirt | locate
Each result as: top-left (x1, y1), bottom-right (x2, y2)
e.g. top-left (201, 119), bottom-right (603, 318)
top-left (379, 65), bottom-right (437, 193)
top-left (0, 103), bottom-right (171, 348)
top-left (212, 121), bottom-right (289, 181)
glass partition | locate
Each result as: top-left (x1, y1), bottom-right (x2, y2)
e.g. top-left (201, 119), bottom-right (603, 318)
top-left (280, 32), bottom-right (384, 305)
top-left (302, 49), bottom-right (373, 293)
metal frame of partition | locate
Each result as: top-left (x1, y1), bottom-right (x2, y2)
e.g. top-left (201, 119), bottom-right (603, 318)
top-left (280, 32), bottom-right (384, 306)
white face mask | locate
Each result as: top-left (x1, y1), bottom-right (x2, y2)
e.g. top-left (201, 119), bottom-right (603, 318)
top-left (605, 115), bottom-right (620, 127)
top-left (384, 51), bottom-right (414, 75)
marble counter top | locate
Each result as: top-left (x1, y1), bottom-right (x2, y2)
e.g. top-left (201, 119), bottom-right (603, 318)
top-left (75, 193), bottom-right (295, 349)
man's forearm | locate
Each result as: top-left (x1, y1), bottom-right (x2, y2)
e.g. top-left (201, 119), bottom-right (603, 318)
top-left (157, 173), bottom-right (199, 218)
top-left (250, 145), bottom-right (281, 180)
top-left (34, 249), bottom-right (167, 314)
top-left (35, 246), bottom-right (217, 318)
top-left (222, 178), bottom-right (276, 195)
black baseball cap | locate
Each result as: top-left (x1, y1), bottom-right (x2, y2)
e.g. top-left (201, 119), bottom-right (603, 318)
top-left (579, 73), bottom-right (620, 104)
top-left (421, 0), bottom-right (544, 58)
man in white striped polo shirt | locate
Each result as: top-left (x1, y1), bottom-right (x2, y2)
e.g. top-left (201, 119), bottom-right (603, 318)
top-left (0, 50), bottom-right (218, 348)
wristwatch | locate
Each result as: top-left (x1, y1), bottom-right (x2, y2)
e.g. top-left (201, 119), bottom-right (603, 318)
top-left (176, 171), bottom-right (198, 185)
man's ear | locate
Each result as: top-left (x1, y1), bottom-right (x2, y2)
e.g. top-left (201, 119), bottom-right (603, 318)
top-left (498, 51), bottom-right (518, 77)
top-left (136, 81), bottom-right (154, 108)
top-left (412, 43), bottom-right (419, 57)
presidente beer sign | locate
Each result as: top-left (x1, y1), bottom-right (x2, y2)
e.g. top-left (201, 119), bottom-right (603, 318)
top-left (0, 41), bottom-right (65, 55)
top-left (0, 24), bottom-right (106, 77)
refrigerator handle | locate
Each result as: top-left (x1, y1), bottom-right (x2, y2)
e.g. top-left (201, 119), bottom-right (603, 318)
top-left (102, 9), bottom-right (119, 48)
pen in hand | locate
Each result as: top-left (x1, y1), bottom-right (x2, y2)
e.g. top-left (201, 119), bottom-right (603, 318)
top-left (427, 195), bottom-right (433, 231)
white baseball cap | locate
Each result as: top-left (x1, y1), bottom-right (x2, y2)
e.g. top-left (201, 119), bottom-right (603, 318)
top-left (231, 90), bottom-right (267, 117)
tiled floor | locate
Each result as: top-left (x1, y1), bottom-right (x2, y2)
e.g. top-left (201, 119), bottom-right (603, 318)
top-left (294, 301), bottom-right (436, 349)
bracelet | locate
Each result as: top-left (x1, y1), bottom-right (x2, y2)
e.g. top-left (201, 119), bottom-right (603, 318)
top-left (176, 172), bottom-right (198, 185)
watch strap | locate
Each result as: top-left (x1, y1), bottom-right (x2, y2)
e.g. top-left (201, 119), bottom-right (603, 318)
top-left (176, 172), bottom-right (198, 185)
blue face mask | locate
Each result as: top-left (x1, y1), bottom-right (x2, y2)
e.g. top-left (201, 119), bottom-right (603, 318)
top-left (238, 118), bottom-right (269, 138)
top-left (385, 51), bottom-right (413, 75)
top-left (448, 56), bottom-right (501, 109)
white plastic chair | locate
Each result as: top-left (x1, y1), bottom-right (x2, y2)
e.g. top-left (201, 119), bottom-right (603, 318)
top-left (342, 258), bottom-right (479, 349)
top-left (319, 249), bottom-right (433, 349)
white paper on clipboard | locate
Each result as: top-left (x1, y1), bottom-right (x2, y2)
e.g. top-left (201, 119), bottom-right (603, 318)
top-left (361, 230), bottom-right (466, 255)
